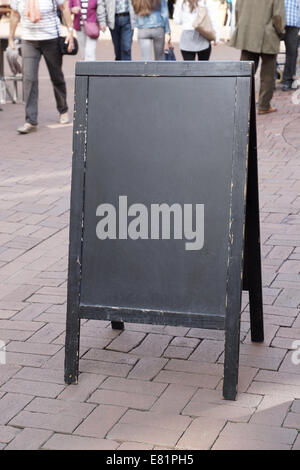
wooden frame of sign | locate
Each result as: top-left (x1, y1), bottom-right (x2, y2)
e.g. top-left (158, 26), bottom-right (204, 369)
top-left (64, 62), bottom-right (264, 401)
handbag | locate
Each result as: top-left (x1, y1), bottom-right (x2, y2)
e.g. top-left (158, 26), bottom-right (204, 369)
top-left (164, 46), bottom-right (176, 61)
top-left (58, 36), bottom-right (79, 55)
top-left (193, 0), bottom-right (216, 42)
top-left (84, 21), bottom-right (100, 39)
top-left (52, 0), bottom-right (79, 55)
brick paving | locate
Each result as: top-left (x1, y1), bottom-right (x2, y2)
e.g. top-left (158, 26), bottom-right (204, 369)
top-left (0, 25), bottom-right (300, 450)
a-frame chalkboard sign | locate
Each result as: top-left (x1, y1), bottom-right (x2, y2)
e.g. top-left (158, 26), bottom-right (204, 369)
top-left (64, 61), bottom-right (264, 401)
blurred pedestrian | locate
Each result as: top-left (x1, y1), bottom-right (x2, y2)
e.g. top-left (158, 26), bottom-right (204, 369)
top-left (132, 0), bottom-right (171, 60)
top-left (69, 0), bottom-right (100, 61)
top-left (97, 0), bottom-right (136, 60)
top-left (173, 0), bottom-right (219, 61)
top-left (225, 0), bottom-right (232, 27)
top-left (282, 0), bottom-right (300, 91)
top-left (9, 0), bottom-right (75, 134)
top-left (230, 0), bottom-right (286, 115)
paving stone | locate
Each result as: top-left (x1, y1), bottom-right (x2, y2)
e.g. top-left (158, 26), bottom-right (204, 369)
top-left (154, 370), bottom-right (220, 389)
top-left (0, 330), bottom-right (34, 341)
top-left (5, 341), bottom-right (62, 356)
top-left (275, 289), bottom-right (300, 308)
top-left (0, 425), bottom-right (20, 444)
top-left (250, 394), bottom-right (292, 426)
top-left (255, 370), bottom-right (300, 386)
top-left (212, 436), bottom-right (291, 450)
top-left (170, 337), bottom-right (200, 349)
top-left (279, 351), bottom-right (300, 375)
top-left (189, 340), bottom-right (224, 362)
top-left (181, 389), bottom-right (261, 421)
top-left (27, 323), bottom-right (65, 343)
top-left (216, 422), bottom-right (297, 446)
top-left (82, 348), bottom-right (138, 365)
top-left (3, 351), bottom-right (48, 368)
top-left (176, 417), bottom-right (226, 450)
top-left (1, 377), bottom-right (66, 398)
top-left (277, 326), bottom-right (300, 339)
top-left (0, 310), bottom-right (18, 320)
top-left (58, 373), bottom-right (106, 402)
top-left (291, 400), bottom-right (300, 413)
top-left (9, 410), bottom-right (83, 433)
top-left (151, 384), bottom-right (197, 414)
top-left (88, 389), bottom-right (157, 410)
top-left (108, 411), bottom-right (191, 447)
top-left (165, 359), bottom-right (223, 376)
top-left (283, 412), bottom-right (300, 429)
top-left (271, 337), bottom-right (298, 349)
top-left (25, 397), bottom-right (95, 418)
top-left (128, 357), bottom-right (168, 381)
top-left (106, 331), bottom-right (146, 353)
top-left (131, 334), bottom-right (172, 357)
top-left (117, 442), bottom-right (153, 450)
top-left (292, 434), bottom-right (300, 450)
top-left (0, 393), bottom-right (34, 425)
top-left (43, 433), bottom-right (118, 450)
top-left (120, 409), bottom-right (192, 432)
top-left (5, 428), bottom-right (53, 450)
top-left (100, 376), bottom-right (167, 397)
top-left (13, 366), bottom-right (64, 384)
top-left (80, 325), bottom-right (120, 340)
top-left (0, 364), bottom-right (21, 386)
top-left (163, 346), bottom-right (193, 359)
top-left (163, 326), bottom-right (189, 337)
top-left (248, 381), bottom-right (300, 398)
top-left (74, 404), bottom-right (127, 438)
top-left (79, 359), bottom-right (132, 377)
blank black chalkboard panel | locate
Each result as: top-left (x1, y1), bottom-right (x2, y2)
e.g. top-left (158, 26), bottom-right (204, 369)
top-left (81, 76), bottom-right (234, 317)
top-left (65, 62), bottom-right (264, 401)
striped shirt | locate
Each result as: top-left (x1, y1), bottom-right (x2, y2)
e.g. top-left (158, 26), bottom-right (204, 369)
top-left (80, 0), bottom-right (88, 25)
top-left (115, 0), bottom-right (129, 14)
top-left (10, 0), bottom-right (65, 40)
top-left (285, 0), bottom-right (300, 27)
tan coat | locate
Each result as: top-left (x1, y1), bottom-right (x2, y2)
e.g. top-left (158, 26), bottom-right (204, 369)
top-left (230, 0), bottom-right (286, 55)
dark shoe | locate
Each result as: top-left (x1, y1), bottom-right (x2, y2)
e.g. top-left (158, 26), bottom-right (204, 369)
top-left (282, 84), bottom-right (292, 91)
top-left (258, 107), bottom-right (277, 115)
top-left (17, 122), bottom-right (37, 134)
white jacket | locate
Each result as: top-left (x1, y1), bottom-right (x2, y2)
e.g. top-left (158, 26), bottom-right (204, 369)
top-left (173, 0), bottom-right (219, 40)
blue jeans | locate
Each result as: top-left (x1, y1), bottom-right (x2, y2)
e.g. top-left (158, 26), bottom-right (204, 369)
top-left (110, 14), bottom-right (133, 61)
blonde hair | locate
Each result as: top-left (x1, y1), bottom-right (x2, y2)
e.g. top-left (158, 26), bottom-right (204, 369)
top-left (131, 0), bottom-right (161, 16)
top-left (183, 0), bottom-right (199, 12)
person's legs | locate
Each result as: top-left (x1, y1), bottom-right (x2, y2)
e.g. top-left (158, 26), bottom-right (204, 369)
top-left (240, 50), bottom-right (259, 72)
top-left (283, 25), bottom-right (300, 88)
top-left (152, 27), bottom-right (165, 60)
top-left (77, 29), bottom-right (87, 61)
top-left (84, 35), bottom-right (97, 61)
top-left (259, 53), bottom-right (277, 110)
top-left (181, 50), bottom-right (196, 60)
top-left (197, 44), bottom-right (211, 60)
top-left (22, 40), bottom-right (41, 126)
top-left (41, 38), bottom-right (68, 115)
top-left (138, 28), bottom-right (154, 60)
top-left (110, 16), bottom-right (122, 60)
top-left (119, 14), bottom-right (133, 60)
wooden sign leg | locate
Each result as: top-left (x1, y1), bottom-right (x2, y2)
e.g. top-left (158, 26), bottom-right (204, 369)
top-left (64, 309), bottom-right (80, 384)
top-left (243, 86), bottom-right (264, 343)
top-left (64, 75), bottom-right (89, 385)
top-left (111, 321), bottom-right (124, 330)
top-left (223, 307), bottom-right (241, 400)
top-left (223, 74), bottom-right (260, 400)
